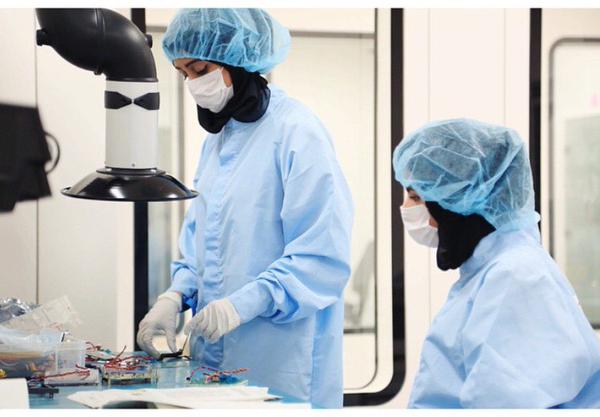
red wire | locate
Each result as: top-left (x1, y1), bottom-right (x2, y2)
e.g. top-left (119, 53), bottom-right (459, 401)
top-left (111, 345), bottom-right (127, 362)
top-left (104, 350), bottom-right (153, 371)
top-left (85, 341), bottom-right (101, 351)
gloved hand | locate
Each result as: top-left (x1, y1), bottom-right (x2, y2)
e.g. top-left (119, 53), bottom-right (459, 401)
top-left (136, 291), bottom-right (181, 358)
top-left (184, 298), bottom-right (241, 343)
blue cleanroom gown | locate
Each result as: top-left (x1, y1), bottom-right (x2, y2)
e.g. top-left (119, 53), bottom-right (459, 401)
top-left (168, 85), bottom-right (354, 408)
top-left (409, 225), bottom-right (600, 408)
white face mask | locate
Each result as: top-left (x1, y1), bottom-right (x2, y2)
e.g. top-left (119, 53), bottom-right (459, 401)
top-left (186, 67), bottom-right (234, 113)
top-left (400, 204), bottom-right (439, 248)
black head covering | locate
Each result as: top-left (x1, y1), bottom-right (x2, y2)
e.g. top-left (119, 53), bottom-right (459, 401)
top-left (196, 64), bottom-right (271, 133)
top-left (425, 201), bottom-right (496, 271)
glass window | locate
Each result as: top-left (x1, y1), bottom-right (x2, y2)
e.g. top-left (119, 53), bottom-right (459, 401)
top-left (550, 39), bottom-right (600, 326)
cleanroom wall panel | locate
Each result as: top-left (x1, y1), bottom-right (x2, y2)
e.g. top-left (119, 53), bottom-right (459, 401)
top-left (35, 9), bottom-right (134, 351)
top-left (504, 9), bottom-right (530, 144)
top-left (0, 9), bottom-right (38, 303)
top-left (147, 8), bottom-right (375, 34)
top-left (429, 9), bottom-right (506, 124)
top-left (0, 9), bottom-right (37, 107)
top-left (268, 9), bottom-right (375, 34)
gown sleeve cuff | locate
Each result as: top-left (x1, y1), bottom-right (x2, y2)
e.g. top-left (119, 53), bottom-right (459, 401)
top-left (228, 280), bottom-right (273, 324)
top-left (157, 291), bottom-right (183, 312)
top-left (168, 269), bottom-right (198, 311)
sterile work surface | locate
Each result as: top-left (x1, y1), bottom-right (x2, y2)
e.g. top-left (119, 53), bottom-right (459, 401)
top-left (28, 355), bottom-right (307, 409)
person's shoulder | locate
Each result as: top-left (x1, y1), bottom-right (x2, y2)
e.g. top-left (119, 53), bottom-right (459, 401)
top-left (268, 85), bottom-right (325, 131)
top-left (483, 237), bottom-right (555, 288)
top-left (266, 85), bottom-right (337, 159)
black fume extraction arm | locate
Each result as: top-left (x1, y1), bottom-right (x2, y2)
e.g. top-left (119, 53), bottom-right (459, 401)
top-left (36, 9), bottom-right (156, 82)
top-left (35, 9), bottom-right (197, 202)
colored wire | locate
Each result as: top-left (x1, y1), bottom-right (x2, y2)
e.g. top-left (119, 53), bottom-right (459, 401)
top-left (188, 366), bottom-right (248, 382)
top-left (85, 341), bottom-right (102, 351)
top-left (104, 349), bottom-right (153, 371)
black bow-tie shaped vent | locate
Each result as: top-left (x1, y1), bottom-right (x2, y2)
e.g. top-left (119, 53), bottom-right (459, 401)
top-left (105, 91), bottom-right (160, 111)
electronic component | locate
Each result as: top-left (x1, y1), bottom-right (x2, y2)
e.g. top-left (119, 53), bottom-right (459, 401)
top-left (102, 364), bottom-right (156, 387)
top-left (98, 350), bottom-right (158, 387)
top-left (84, 344), bottom-right (158, 387)
top-left (186, 366), bottom-right (248, 386)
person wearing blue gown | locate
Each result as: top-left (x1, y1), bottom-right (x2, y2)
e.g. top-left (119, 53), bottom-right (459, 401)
top-left (136, 9), bottom-right (354, 408)
top-left (393, 118), bottom-right (600, 408)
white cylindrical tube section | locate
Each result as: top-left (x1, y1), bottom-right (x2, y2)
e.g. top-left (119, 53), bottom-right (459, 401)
top-left (105, 80), bottom-right (158, 169)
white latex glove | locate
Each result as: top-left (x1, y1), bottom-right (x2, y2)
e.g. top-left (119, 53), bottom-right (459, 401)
top-left (136, 291), bottom-right (181, 358)
top-left (184, 298), bottom-right (241, 343)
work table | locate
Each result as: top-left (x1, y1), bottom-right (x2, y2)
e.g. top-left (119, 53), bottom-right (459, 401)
top-left (28, 356), bottom-right (304, 409)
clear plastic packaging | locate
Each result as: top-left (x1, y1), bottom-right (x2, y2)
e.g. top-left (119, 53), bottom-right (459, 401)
top-left (2, 296), bottom-right (81, 332)
top-left (0, 327), bottom-right (63, 350)
top-left (54, 337), bottom-right (86, 373)
top-left (0, 329), bottom-right (58, 378)
top-left (0, 298), bottom-right (38, 323)
top-left (0, 328), bottom-right (85, 378)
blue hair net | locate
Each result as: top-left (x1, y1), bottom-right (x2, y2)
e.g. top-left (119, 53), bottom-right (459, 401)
top-left (162, 8), bottom-right (291, 74)
top-left (393, 118), bottom-right (540, 231)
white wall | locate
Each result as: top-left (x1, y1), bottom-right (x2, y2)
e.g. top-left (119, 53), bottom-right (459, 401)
top-left (147, 8), bottom-right (374, 33)
top-left (390, 8), bottom-right (530, 408)
top-left (0, 10), bottom-right (38, 303)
